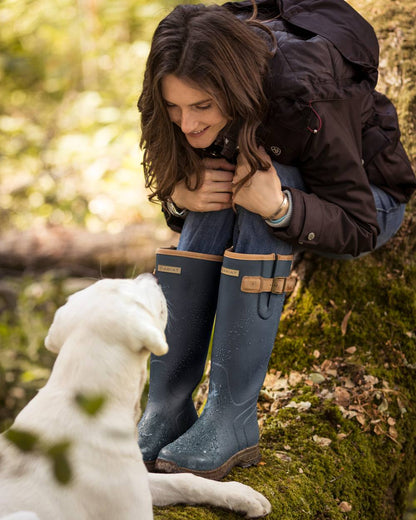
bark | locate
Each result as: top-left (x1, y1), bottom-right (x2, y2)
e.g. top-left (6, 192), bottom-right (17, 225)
top-left (0, 223), bottom-right (176, 277)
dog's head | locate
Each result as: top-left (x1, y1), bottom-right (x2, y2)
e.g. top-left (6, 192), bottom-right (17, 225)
top-left (45, 274), bottom-right (168, 357)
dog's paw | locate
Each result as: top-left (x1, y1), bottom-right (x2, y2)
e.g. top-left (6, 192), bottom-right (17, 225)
top-left (0, 513), bottom-right (40, 520)
top-left (224, 482), bottom-right (271, 518)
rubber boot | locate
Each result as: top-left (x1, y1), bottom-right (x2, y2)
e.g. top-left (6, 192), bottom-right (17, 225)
top-left (155, 249), bottom-right (294, 479)
top-left (138, 248), bottom-right (223, 470)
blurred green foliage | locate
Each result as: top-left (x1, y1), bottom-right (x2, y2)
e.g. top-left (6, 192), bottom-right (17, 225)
top-left (0, 0), bottom-right (187, 233)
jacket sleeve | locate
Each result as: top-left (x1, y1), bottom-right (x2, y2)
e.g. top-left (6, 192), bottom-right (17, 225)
top-left (269, 97), bottom-right (380, 257)
top-left (161, 202), bottom-right (185, 234)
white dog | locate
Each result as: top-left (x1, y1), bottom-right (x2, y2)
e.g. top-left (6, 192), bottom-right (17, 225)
top-left (0, 275), bottom-right (271, 519)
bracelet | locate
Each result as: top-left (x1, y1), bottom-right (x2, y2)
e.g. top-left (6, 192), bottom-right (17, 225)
top-left (264, 192), bottom-right (288, 221)
top-left (265, 190), bottom-right (293, 228)
top-left (166, 200), bottom-right (188, 218)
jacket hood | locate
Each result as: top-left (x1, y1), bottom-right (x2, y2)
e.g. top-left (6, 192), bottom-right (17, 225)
top-left (224, 0), bottom-right (379, 85)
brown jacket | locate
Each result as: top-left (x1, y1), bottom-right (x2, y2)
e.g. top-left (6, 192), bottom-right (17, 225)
top-left (164, 0), bottom-right (416, 256)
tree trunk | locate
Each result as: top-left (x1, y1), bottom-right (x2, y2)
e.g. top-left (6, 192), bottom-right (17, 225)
top-left (0, 223), bottom-right (177, 277)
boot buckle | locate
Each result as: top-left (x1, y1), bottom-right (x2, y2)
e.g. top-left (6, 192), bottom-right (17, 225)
top-left (271, 276), bottom-right (297, 294)
top-left (241, 276), bottom-right (296, 294)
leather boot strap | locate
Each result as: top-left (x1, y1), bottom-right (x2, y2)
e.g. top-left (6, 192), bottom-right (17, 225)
top-left (241, 275), bottom-right (297, 294)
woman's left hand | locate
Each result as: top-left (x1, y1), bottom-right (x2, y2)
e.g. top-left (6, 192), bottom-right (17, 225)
top-left (232, 147), bottom-right (285, 219)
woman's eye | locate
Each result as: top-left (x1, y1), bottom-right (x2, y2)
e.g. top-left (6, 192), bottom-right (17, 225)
top-left (197, 104), bottom-right (211, 110)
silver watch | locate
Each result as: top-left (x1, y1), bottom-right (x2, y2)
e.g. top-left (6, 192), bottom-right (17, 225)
top-left (166, 200), bottom-right (188, 218)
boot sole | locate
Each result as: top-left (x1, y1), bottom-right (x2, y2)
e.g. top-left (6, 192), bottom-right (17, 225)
top-left (144, 460), bottom-right (156, 472)
top-left (155, 445), bottom-right (261, 480)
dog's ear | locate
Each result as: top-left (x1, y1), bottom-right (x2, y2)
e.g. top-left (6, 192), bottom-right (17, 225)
top-left (130, 322), bottom-right (168, 356)
top-left (44, 307), bottom-right (65, 354)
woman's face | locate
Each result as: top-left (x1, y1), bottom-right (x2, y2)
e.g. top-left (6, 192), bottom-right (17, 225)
top-left (161, 74), bottom-right (228, 149)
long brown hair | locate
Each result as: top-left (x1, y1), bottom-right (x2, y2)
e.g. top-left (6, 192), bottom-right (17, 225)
top-left (138, 2), bottom-right (275, 203)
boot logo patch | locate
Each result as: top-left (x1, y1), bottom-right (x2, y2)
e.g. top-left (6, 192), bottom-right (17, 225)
top-left (221, 266), bottom-right (240, 277)
top-left (157, 265), bottom-right (182, 274)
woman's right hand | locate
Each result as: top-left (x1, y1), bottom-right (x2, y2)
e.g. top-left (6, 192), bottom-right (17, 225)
top-left (171, 158), bottom-right (235, 212)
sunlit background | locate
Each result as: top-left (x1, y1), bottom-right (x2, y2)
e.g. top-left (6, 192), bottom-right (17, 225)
top-left (0, 0), bottom-right (189, 235)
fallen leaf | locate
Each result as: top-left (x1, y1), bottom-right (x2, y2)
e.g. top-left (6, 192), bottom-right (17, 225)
top-left (334, 387), bottom-right (350, 407)
top-left (364, 375), bottom-right (379, 386)
top-left (343, 378), bottom-right (355, 389)
top-left (288, 371), bottom-right (303, 387)
top-left (285, 401), bottom-right (312, 412)
top-left (313, 435), bottom-right (332, 447)
top-left (346, 346), bottom-right (357, 354)
top-left (309, 372), bottom-right (326, 384)
top-left (389, 425), bottom-right (398, 440)
top-left (356, 414), bottom-right (367, 426)
top-left (275, 452), bottom-right (292, 462)
top-left (378, 398), bottom-right (389, 413)
top-left (326, 369), bottom-right (338, 378)
top-left (341, 310), bottom-right (352, 336)
top-left (321, 359), bottom-right (334, 371)
top-left (397, 397), bottom-right (407, 415)
top-left (338, 501), bottom-right (352, 512)
top-left (373, 423), bottom-right (385, 435)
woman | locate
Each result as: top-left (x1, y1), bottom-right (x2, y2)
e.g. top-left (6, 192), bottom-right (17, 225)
top-left (137, 0), bottom-right (415, 480)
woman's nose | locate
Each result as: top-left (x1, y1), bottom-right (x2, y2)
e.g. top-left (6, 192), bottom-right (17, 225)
top-left (180, 110), bottom-right (198, 133)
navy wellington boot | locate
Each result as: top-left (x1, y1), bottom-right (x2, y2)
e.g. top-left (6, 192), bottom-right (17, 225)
top-left (138, 248), bottom-right (222, 470)
top-left (155, 249), bottom-right (295, 479)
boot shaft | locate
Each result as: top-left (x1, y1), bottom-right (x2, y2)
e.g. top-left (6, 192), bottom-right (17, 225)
top-left (209, 249), bottom-right (293, 405)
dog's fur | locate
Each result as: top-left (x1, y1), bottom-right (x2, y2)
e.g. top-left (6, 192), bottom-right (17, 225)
top-left (0, 275), bottom-right (271, 519)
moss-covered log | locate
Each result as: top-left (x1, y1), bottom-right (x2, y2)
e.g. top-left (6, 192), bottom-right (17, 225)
top-left (153, 1), bottom-right (416, 518)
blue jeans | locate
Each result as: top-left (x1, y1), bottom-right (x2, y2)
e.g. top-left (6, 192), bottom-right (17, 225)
top-left (178, 163), bottom-right (406, 259)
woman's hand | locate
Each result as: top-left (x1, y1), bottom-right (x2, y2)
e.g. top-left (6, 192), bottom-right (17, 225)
top-left (232, 148), bottom-right (284, 219)
top-left (171, 158), bottom-right (235, 212)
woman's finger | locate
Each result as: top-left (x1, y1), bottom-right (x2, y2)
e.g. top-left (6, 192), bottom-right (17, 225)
top-left (203, 157), bottom-right (235, 171)
top-left (205, 169), bottom-right (234, 182)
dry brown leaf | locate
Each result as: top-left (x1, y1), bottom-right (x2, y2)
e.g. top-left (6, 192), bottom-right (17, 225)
top-left (285, 401), bottom-right (312, 412)
top-left (313, 435), bottom-right (332, 447)
top-left (356, 414), bottom-right (367, 426)
top-left (326, 369), bottom-right (338, 378)
top-left (373, 423), bottom-right (385, 435)
top-left (389, 425), bottom-right (398, 440)
top-left (364, 375), bottom-right (379, 386)
top-left (288, 371), bottom-right (303, 387)
top-left (341, 309), bottom-right (352, 336)
top-left (321, 359), bottom-right (334, 371)
top-left (338, 501), bottom-right (352, 512)
top-left (343, 378), bottom-right (355, 389)
top-left (337, 433), bottom-right (349, 440)
top-left (334, 387), bottom-right (351, 407)
top-left (275, 452), bottom-right (292, 462)
top-left (346, 346), bottom-right (357, 354)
